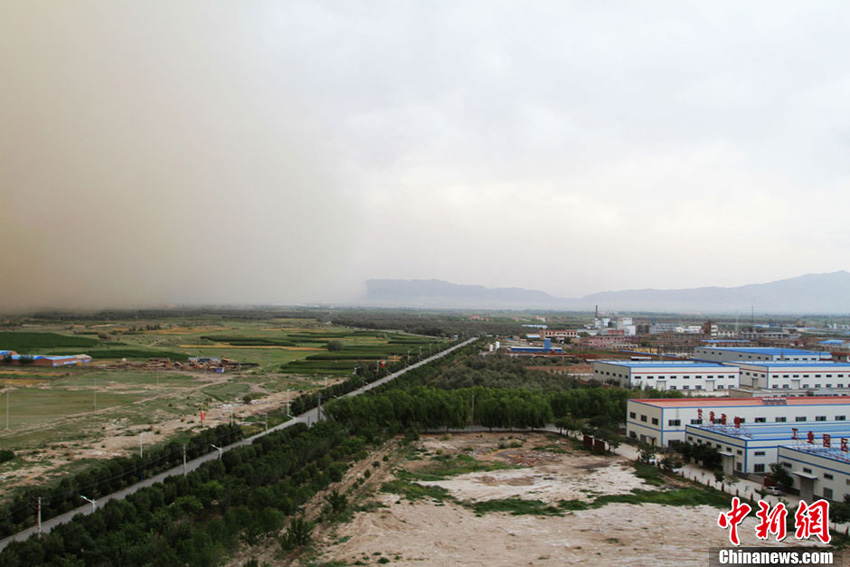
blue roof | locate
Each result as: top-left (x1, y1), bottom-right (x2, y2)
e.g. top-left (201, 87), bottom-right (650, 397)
top-left (820, 340), bottom-right (846, 345)
top-left (780, 444), bottom-right (850, 464)
top-left (597, 360), bottom-right (726, 369)
top-left (702, 340), bottom-right (751, 343)
top-left (698, 347), bottom-right (827, 356)
top-left (688, 421), bottom-right (850, 442)
top-left (729, 362), bottom-right (850, 368)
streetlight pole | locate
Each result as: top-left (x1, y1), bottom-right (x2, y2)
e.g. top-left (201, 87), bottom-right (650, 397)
top-left (211, 444), bottom-right (223, 460)
top-left (139, 433), bottom-right (144, 458)
top-left (80, 495), bottom-right (96, 513)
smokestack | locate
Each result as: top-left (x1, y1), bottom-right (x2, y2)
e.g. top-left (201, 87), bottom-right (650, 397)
top-left (595, 305), bottom-right (598, 318)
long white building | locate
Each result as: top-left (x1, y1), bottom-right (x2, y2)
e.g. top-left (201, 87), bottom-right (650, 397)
top-left (778, 444), bottom-right (850, 502)
top-left (593, 360), bottom-right (739, 392)
top-left (693, 346), bottom-right (830, 363)
top-left (684, 422), bottom-right (850, 476)
top-left (729, 362), bottom-right (850, 391)
top-left (627, 396), bottom-right (850, 447)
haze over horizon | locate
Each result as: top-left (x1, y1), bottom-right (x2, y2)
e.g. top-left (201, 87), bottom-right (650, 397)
top-left (3, 2), bottom-right (850, 311)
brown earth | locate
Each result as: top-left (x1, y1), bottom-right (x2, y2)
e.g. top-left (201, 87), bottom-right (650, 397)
top-left (292, 432), bottom-right (837, 567)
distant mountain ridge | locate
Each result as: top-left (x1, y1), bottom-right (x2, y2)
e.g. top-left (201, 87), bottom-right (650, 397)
top-left (362, 271), bottom-right (850, 313)
top-left (364, 279), bottom-right (561, 308)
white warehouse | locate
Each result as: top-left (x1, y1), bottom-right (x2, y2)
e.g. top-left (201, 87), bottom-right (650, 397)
top-left (592, 360), bottom-right (739, 392)
top-left (627, 396), bottom-right (850, 447)
top-left (693, 347), bottom-right (831, 363)
top-left (684, 422), bottom-right (850, 476)
top-left (729, 361), bottom-right (850, 391)
top-left (778, 444), bottom-right (850, 503)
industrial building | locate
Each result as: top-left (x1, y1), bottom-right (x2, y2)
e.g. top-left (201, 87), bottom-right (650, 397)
top-left (508, 338), bottom-right (563, 355)
top-left (684, 422), bottom-right (850, 476)
top-left (728, 361), bottom-right (850, 391)
top-left (592, 360), bottom-right (739, 392)
top-left (1, 352), bottom-right (92, 367)
top-left (777, 444), bottom-right (850, 502)
top-left (626, 396), bottom-right (850, 447)
top-left (541, 329), bottom-right (578, 341)
top-left (693, 346), bottom-right (830, 363)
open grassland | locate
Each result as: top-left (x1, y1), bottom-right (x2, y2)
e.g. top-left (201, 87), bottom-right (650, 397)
top-left (0, 316), bottom-right (443, 502)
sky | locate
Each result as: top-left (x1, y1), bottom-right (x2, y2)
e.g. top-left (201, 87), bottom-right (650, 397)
top-left (2, 1), bottom-right (849, 311)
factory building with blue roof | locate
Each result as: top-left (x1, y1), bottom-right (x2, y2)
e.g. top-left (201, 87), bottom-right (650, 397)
top-left (593, 360), bottom-right (740, 392)
top-left (685, 421), bottom-right (850, 476)
top-left (778, 444), bottom-right (850, 502)
top-left (693, 346), bottom-right (831, 363)
top-left (727, 361), bottom-right (850, 391)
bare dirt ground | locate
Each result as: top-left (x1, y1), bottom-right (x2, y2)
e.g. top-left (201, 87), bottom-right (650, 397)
top-left (300, 432), bottom-right (836, 567)
top-left (0, 372), bottom-right (323, 491)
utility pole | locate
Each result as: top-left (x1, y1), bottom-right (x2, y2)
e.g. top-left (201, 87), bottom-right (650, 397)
top-left (93, 377), bottom-right (97, 411)
top-left (5, 390), bottom-right (9, 430)
top-left (139, 433), bottom-right (144, 458)
top-left (286, 389), bottom-right (291, 417)
top-left (37, 497), bottom-right (42, 537)
top-left (264, 412), bottom-right (268, 431)
top-left (182, 445), bottom-right (187, 476)
top-left (230, 406), bottom-right (234, 427)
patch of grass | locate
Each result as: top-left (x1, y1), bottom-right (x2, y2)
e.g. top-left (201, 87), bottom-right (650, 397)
top-left (470, 498), bottom-right (567, 516)
top-left (592, 487), bottom-right (732, 509)
top-left (631, 462), bottom-right (668, 487)
top-left (379, 479), bottom-right (454, 502)
top-left (405, 454), bottom-right (520, 481)
top-left (468, 488), bottom-right (732, 518)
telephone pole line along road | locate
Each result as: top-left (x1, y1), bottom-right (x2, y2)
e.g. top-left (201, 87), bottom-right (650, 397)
top-left (0, 337), bottom-right (477, 551)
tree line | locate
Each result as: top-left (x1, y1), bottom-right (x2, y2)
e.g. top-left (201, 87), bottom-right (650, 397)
top-left (0, 425), bottom-right (242, 540)
top-left (0, 421), bottom-right (367, 567)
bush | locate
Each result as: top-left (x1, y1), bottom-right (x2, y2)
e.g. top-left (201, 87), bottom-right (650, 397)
top-left (327, 340), bottom-right (344, 352)
top-left (280, 517), bottom-right (313, 550)
top-left (0, 450), bottom-right (14, 464)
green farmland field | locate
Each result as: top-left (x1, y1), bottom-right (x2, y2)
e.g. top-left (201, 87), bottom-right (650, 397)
top-left (0, 332), bottom-right (100, 352)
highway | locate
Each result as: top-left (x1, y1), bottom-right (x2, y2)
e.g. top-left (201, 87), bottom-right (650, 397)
top-left (0, 337), bottom-right (477, 551)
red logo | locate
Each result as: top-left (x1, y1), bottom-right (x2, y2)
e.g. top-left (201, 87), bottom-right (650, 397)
top-left (719, 499), bottom-right (831, 545)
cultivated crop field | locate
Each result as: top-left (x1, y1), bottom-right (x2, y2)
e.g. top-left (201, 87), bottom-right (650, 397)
top-left (0, 315), bottom-right (444, 500)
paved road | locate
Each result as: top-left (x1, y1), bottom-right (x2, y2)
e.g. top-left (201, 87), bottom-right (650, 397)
top-left (0, 337), bottom-right (477, 551)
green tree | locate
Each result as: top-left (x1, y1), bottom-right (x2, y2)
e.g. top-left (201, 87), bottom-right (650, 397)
top-left (769, 462), bottom-right (794, 489)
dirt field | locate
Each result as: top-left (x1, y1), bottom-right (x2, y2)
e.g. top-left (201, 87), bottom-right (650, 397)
top-left (303, 432), bottom-right (837, 567)
top-left (0, 371), bottom-right (327, 493)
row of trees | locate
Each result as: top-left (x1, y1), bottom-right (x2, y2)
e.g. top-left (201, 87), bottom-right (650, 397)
top-left (0, 425), bottom-right (242, 539)
top-left (326, 386), bottom-right (570, 432)
top-left (0, 337), bottom-right (470, 542)
top-left (0, 422), bottom-right (367, 567)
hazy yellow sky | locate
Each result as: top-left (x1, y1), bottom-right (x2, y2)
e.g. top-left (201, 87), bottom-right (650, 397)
top-left (2, 2), bottom-right (849, 311)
